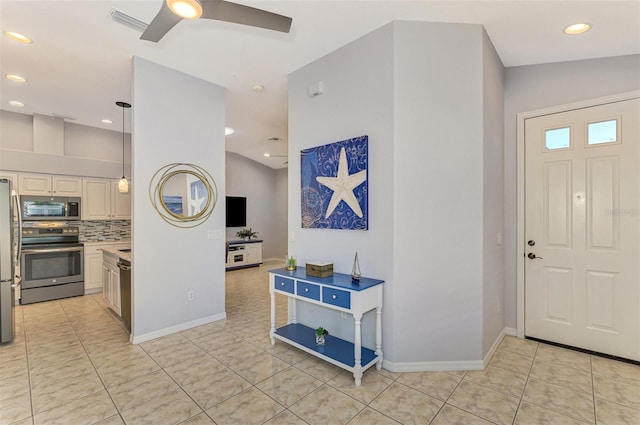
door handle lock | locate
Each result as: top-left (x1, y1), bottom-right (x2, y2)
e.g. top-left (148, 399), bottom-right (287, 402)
top-left (527, 240), bottom-right (536, 246)
top-left (527, 253), bottom-right (543, 260)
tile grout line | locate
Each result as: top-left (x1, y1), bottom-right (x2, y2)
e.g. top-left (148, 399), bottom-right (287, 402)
top-left (60, 296), bottom-right (125, 425)
top-left (509, 341), bottom-right (539, 425)
top-left (590, 354), bottom-right (597, 425)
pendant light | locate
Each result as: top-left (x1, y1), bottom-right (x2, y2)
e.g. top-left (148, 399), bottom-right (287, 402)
top-left (116, 101), bottom-right (131, 193)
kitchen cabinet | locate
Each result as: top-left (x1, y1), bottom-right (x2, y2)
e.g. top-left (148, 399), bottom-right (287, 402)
top-left (0, 171), bottom-right (19, 220)
top-left (84, 241), bottom-right (130, 294)
top-left (102, 251), bottom-right (121, 315)
top-left (83, 178), bottom-right (131, 220)
top-left (18, 173), bottom-right (82, 196)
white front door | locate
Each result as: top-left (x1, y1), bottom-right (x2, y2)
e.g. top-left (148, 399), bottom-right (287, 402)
top-left (524, 98), bottom-right (639, 360)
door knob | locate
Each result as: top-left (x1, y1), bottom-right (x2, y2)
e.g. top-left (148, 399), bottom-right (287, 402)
top-left (527, 253), bottom-right (543, 260)
top-left (527, 240), bottom-right (535, 246)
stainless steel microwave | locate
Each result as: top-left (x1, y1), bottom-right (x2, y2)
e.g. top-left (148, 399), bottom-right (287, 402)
top-left (21, 195), bottom-right (81, 221)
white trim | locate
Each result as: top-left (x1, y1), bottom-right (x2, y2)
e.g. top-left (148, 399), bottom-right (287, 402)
top-left (381, 327), bottom-right (517, 372)
top-left (516, 90), bottom-right (640, 340)
top-left (263, 258), bottom-right (284, 264)
top-left (383, 359), bottom-right (484, 373)
top-left (130, 312), bottom-right (227, 344)
top-left (483, 328), bottom-right (506, 368)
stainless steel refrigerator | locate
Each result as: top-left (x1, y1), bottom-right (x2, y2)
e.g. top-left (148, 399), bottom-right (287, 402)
top-left (1, 178), bottom-right (21, 344)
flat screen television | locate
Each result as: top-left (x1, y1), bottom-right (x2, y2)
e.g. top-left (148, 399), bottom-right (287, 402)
top-left (226, 196), bottom-right (246, 227)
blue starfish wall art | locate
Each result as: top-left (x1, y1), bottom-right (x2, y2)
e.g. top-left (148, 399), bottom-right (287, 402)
top-left (301, 135), bottom-right (368, 230)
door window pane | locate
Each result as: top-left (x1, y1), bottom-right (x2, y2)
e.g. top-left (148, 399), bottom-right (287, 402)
top-left (588, 119), bottom-right (617, 145)
top-left (545, 127), bottom-right (571, 150)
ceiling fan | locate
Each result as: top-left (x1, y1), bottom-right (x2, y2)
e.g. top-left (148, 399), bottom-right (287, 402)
top-left (142, 0), bottom-right (292, 42)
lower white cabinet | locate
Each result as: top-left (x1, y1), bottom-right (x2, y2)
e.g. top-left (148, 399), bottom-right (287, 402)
top-left (102, 252), bottom-right (121, 316)
top-left (84, 241), bottom-right (130, 294)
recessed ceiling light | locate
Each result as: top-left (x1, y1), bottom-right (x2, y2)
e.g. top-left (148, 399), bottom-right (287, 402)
top-left (4, 31), bottom-right (32, 44)
top-left (5, 74), bottom-right (27, 83)
top-left (264, 153), bottom-right (271, 157)
top-left (564, 23), bottom-right (591, 35)
top-left (8, 100), bottom-right (24, 107)
top-left (101, 119), bottom-right (113, 124)
top-left (252, 84), bottom-right (265, 93)
top-left (166, 0), bottom-right (202, 19)
top-left (225, 126), bottom-right (235, 136)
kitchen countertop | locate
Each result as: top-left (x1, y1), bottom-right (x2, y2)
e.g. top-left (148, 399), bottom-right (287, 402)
top-left (101, 247), bottom-right (132, 262)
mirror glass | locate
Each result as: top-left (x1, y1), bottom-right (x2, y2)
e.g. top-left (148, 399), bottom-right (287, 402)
top-left (159, 171), bottom-right (210, 219)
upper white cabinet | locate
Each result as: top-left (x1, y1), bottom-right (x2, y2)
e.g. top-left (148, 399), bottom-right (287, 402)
top-left (83, 178), bottom-right (131, 220)
top-left (19, 173), bottom-right (82, 196)
top-left (0, 172), bottom-right (18, 190)
top-left (0, 172), bottom-right (19, 220)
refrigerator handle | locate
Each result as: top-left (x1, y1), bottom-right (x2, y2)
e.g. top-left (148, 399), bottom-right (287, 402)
top-left (12, 190), bottom-right (22, 270)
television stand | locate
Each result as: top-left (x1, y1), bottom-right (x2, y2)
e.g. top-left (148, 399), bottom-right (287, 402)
top-left (225, 239), bottom-right (263, 270)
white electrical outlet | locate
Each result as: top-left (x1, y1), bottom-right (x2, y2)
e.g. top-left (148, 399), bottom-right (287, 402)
top-left (187, 290), bottom-right (195, 301)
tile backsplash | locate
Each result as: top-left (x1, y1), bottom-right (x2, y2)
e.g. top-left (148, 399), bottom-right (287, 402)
top-left (77, 220), bottom-right (131, 242)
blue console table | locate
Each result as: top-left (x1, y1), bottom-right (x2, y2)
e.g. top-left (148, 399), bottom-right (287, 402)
top-left (269, 267), bottom-right (384, 386)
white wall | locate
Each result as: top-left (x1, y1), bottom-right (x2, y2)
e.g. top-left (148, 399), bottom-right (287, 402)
top-left (288, 23), bottom-right (396, 354)
top-left (481, 29), bottom-right (505, 355)
top-left (0, 110), bottom-right (131, 179)
top-left (225, 152), bottom-right (287, 259)
top-left (393, 22), bottom-right (485, 363)
top-left (503, 54), bottom-right (640, 329)
top-left (289, 21), bottom-right (504, 367)
top-left (131, 57), bottom-right (226, 341)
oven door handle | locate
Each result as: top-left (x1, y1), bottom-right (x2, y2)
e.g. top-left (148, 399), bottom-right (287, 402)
top-left (22, 247), bottom-right (83, 254)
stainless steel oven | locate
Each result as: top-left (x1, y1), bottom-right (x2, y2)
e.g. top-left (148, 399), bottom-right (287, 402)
top-left (20, 225), bottom-right (84, 304)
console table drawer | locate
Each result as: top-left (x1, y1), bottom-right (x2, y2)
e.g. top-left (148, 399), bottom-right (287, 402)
top-left (322, 287), bottom-right (351, 309)
top-left (297, 282), bottom-right (320, 301)
top-left (274, 277), bottom-right (295, 294)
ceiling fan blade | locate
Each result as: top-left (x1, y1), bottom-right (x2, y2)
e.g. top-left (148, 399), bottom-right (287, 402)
top-left (141, 1), bottom-right (183, 42)
top-left (200, 0), bottom-right (292, 33)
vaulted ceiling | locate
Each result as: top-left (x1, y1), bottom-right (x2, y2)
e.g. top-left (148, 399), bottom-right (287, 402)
top-left (2, 1), bottom-right (638, 169)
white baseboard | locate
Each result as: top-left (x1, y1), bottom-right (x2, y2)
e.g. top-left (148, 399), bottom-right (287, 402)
top-left (483, 328), bottom-right (506, 368)
top-left (382, 327), bottom-right (513, 373)
top-left (263, 258), bottom-right (284, 264)
top-left (130, 312), bottom-right (227, 344)
top-left (383, 359), bottom-right (484, 373)
top-left (84, 288), bottom-right (102, 295)
top-left (505, 327), bottom-right (517, 336)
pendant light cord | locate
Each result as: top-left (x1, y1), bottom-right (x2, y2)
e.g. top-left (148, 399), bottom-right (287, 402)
top-left (122, 104), bottom-right (125, 178)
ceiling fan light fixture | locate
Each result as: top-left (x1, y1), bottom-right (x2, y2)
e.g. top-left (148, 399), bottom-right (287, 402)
top-left (166, 0), bottom-right (202, 19)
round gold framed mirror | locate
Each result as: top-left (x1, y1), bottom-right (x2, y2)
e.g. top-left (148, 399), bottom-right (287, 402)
top-left (149, 163), bottom-right (218, 227)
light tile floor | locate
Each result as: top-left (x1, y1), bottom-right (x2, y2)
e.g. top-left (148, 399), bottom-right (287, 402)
top-left (2, 260), bottom-right (639, 424)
